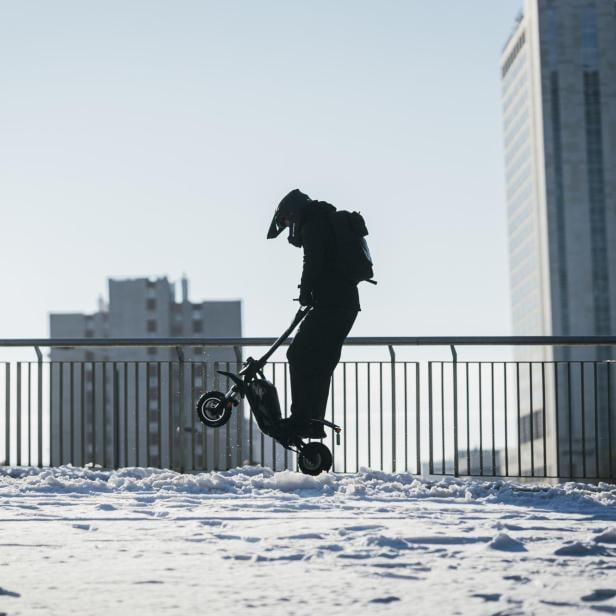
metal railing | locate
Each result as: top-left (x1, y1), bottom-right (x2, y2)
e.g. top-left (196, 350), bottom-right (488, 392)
top-left (1, 336), bottom-right (615, 480)
top-left (427, 359), bottom-right (615, 480)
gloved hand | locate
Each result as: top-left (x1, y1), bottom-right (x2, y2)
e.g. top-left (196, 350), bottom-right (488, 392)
top-left (298, 286), bottom-right (314, 307)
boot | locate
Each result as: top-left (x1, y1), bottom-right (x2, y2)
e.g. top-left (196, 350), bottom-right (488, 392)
top-left (273, 416), bottom-right (326, 443)
top-left (271, 416), bottom-right (304, 447)
top-left (306, 420), bottom-right (327, 439)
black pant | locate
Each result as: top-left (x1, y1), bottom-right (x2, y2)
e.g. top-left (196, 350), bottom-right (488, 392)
top-left (286, 307), bottom-right (358, 428)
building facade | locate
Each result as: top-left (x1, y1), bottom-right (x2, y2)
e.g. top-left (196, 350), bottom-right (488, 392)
top-left (501, 0), bottom-right (616, 477)
top-left (49, 277), bottom-right (246, 471)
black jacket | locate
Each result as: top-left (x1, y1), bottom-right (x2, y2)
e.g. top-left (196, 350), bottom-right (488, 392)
top-left (299, 201), bottom-right (360, 311)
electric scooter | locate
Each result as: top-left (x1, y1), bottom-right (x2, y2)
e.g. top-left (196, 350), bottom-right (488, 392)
top-left (195, 306), bottom-right (341, 475)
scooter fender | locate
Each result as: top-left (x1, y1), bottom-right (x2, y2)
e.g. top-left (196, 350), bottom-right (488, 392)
top-left (217, 371), bottom-right (248, 397)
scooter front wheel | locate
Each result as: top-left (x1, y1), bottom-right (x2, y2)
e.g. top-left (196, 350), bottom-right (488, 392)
top-left (196, 391), bottom-right (232, 428)
top-left (298, 442), bottom-right (333, 475)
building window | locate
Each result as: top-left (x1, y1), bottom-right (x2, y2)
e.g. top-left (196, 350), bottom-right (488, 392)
top-left (146, 298), bottom-right (156, 311)
top-left (502, 31), bottom-right (526, 78)
top-left (146, 279), bottom-right (157, 302)
top-left (192, 320), bottom-right (203, 334)
top-left (147, 319), bottom-right (157, 333)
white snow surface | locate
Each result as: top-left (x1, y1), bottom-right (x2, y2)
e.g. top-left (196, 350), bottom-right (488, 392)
top-left (1, 466), bottom-right (615, 615)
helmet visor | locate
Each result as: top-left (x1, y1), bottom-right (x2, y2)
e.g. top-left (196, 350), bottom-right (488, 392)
top-left (267, 212), bottom-right (288, 239)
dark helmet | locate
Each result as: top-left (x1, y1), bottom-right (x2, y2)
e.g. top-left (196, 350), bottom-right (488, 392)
top-left (267, 189), bottom-right (311, 247)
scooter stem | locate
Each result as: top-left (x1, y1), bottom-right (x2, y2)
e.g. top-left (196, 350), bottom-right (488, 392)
top-left (255, 306), bottom-right (311, 368)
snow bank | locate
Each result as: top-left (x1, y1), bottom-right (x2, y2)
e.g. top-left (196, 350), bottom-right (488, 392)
top-left (1, 465), bottom-right (615, 512)
top-left (487, 532), bottom-right (527, 552)
top-left (2, 465), bottom-right (615, 615)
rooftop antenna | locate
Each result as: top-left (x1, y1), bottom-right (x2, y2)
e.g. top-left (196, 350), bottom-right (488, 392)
top-left (181, 274), bottom-right (189, 303)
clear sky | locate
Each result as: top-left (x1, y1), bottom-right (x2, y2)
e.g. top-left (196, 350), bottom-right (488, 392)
top-left (0, 0), bottom-right (521, 346)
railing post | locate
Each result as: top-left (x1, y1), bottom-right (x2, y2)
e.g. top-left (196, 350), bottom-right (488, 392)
top-left (35, 346), bottom-right (43, 467)
top-left (415, 362), bottom-right (421, 476)
top-left (113, 363), bottom-right (120, 469)
top-left (234, 345), bottom-right (243, 468)
top-left (428, 361), bottom-right (433, 475)
top-left (16, 362), bottom-right (21, 466)
top-left (167, 362), bottom-right (174, 471)
top-left (214, 361), bottom-right (221, 469)
top-left (450, 345), bottom-right (459, 477)
top-left (388, 345), bottom-right (396, 473)
top-left (4, 363), bottom-right (10, 466)
top-left (176, 346), bottom-right (185, 472)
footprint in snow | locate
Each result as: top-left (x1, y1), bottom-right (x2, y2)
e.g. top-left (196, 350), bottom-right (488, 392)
top-left (338, 525), bottom-right (385, 536)
top-left (503, 574), bottom-right (530, 584)
top-left (281, 533), bottom-right (325, 540)
top-left (369, 596), bottom-right (400, 604)
top-left (594, 529), bottom-right (616, 544)
top-left (584, 606), bottom-right (616, 615)
top-left (554, 542), bottom-right (607, 557)
top-left (254, 553), bottom-right (305, 563)
top-left (582, 589), bottom-right (616, 603)
top-left (96, 503), bottom-right (116, 511)
top-left (365, 535), bottom-right (409, 550)
top-left (471, 593), bottom-right (501, 602)
top-left (213, 533), bottom-right (260, 543)
top-left (494, 522), bottom-right (524, 531)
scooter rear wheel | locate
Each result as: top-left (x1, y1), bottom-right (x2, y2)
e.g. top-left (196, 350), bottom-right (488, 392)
top-left (298, 442), bottom-right (333, 475)
top-left (196, 391), bottom-right (232, 428)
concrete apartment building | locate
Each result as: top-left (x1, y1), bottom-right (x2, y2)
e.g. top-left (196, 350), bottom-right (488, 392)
top-left (49, 277), bottom-right (246, 471)
top-left (501, 0), bottom-right (616, 477)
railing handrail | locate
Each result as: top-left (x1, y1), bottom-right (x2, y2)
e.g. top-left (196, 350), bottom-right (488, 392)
top-left (1, 335), bottom-right (616, 348)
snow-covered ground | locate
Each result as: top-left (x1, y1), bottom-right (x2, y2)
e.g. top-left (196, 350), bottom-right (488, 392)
top-left (1, 467), bottom-right (615, 615)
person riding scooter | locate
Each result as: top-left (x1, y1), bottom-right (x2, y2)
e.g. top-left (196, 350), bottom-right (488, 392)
top-left (267, 189), bottom-right (360, 444)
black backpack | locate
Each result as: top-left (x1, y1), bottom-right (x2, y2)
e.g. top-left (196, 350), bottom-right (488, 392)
top-left (329, 210), bottom-right (376, 284)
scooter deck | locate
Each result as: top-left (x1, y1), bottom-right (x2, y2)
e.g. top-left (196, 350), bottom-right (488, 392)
top-left (250, 405), bottom-right (340, 452)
